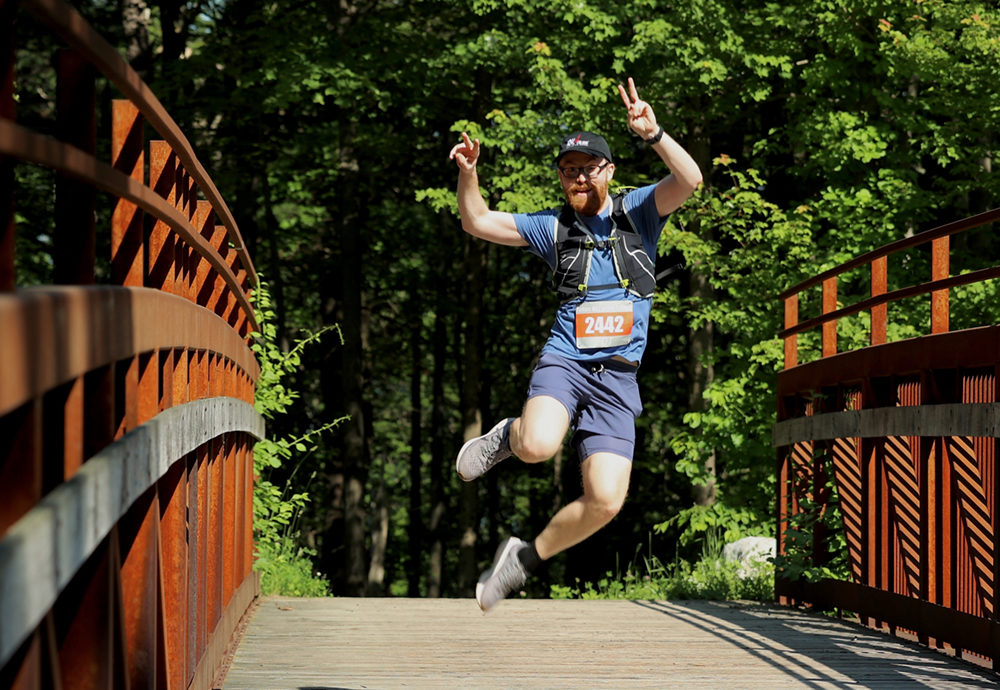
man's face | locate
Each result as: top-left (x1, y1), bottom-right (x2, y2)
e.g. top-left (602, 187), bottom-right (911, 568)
top-left (558, 152), bottom-right (614, 216)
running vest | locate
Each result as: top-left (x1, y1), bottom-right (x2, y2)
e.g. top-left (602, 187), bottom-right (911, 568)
top-left (552, 191), bottom-right (657, 303)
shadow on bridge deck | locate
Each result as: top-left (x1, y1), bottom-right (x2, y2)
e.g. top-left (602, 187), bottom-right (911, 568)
top-left (221, 597), bottom-right (997, 688)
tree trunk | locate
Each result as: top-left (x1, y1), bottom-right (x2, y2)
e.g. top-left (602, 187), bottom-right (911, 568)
top-left (407, 293), bottom-right (424, 597)
top-left (156, 0), bottom-right (188, 64)
top-left (261, 174), bottom-right (287, 348)
top-left (688, 271), bottom-right (717, 507)
top-left (458, 233), bottom-right (485, 595)
top-left (318, 124), bottom-right (370, 595)
top-left (688, 121), bottom-right (717, 508)
top-left (120, 0), bottom-right (153, 73)
top-left (426, 307), bottom-right (447, 597)
top-left (367, 472), bottom-right (388, 595)
top-left (340, 193), bottom-right (370, 596)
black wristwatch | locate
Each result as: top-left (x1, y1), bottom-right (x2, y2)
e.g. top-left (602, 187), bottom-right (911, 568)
top-left (645, 126), bottom-right (665, 145)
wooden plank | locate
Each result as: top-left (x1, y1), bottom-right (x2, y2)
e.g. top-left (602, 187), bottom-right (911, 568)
top-left (222, 598), bottom-right (998, 688)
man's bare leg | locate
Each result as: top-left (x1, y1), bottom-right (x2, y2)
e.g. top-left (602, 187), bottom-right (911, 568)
top-left (534, 452), bottom-right (631, 559)
top-left (473, 407), bottom-right (632, 610)
top-left (509, 395), bottom-right (570, 463)
top-left (457, 394), bottom-right (568, 482)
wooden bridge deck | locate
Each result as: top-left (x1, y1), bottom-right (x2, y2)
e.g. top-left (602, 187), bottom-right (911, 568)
top-left (221, 597), bottom-right (999, 688)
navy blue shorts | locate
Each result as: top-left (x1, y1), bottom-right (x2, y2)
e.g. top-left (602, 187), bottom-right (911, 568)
top-left (526, 353), bottom-right (643, 461)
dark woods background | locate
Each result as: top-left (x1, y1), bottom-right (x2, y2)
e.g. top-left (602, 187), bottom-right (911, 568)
top-left (12, 0), bottom-right (1000, 596)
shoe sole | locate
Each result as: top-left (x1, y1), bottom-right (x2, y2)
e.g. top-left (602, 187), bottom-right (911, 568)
top-left (455, 418), bottom-right (510, 482)
top-left (475, 537), bottom-right (523, 611)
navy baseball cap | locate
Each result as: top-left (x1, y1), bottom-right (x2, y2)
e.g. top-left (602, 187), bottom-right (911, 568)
top-left (555, 131), bottom-right (613, 164)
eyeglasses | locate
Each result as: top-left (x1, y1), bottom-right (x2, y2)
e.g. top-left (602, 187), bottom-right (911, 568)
top-left (558, 162), bottom-right (610, 179)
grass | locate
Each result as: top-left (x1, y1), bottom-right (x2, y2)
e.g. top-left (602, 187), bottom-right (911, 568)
top-left (254, 536), bottom-right (331, 597)
top-left (550, 554), bottom-right (774, 602)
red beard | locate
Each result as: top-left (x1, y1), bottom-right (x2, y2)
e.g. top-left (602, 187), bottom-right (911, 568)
top-left (566, 183), bottom-right (607, 216)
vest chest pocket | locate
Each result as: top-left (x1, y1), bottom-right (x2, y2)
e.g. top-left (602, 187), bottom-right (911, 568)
top-left (574, 300), bottom-right (634, 349)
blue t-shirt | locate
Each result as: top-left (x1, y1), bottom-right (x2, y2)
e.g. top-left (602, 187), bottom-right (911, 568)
top-left (514, 184), bottom-right (667, 364)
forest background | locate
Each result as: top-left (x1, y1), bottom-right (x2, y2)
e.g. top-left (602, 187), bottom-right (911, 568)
top-left (13, 0), bottom-right (1000, 598)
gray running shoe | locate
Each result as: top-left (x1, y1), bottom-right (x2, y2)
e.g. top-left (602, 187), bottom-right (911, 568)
top-left (476, 536), bottom-right (529, 612)
top-left (456, 417), bottom-right (514, 481)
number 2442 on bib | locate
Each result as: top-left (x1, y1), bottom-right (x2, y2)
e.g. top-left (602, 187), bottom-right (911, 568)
top-left (574, 300), bottom-right (633, 349)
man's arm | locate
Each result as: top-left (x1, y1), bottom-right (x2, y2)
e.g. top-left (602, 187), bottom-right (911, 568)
top-left (449, 133), bottom-right (527, 247)
top-left (618, 78), bottom-right (703, 218)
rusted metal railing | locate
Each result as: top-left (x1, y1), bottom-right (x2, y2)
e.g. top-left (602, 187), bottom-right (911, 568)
top-left (774, 207), bottom-right (1000, 668)
top-left (0, 0), bottom-right (263, 688)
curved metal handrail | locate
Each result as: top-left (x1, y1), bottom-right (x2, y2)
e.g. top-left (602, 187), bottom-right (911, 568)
top-left (778, 207), bottom-right (1000, 300)
top-left (778, 204), bottom-right (1000, 366)
top-left (774, 206), bottom-right (1000, 666)
top-left (0, 5), bottom-right (263, 686)
top-left (0, 286), bottom-right (260, 417)
top-left (0, 119), bottom-right (258, 331)
top-left (778, 264), bottom-right (1000, 339)
top-left (21, 0), bottom-right (258, 289)
top-left (0, 396), bottom-right (264, 669)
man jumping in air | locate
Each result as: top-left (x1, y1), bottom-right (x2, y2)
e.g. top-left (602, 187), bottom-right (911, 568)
top-left (448, 78), bottom-right (703, 611)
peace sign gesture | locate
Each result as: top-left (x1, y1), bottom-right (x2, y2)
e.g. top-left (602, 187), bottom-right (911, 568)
top-left (617, 77), bottom-right (659, 141)
top-left (449, 132), bottom-right (481, 173)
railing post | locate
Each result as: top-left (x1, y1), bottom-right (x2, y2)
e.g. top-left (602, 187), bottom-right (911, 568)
top-left (208, 224), bottom-right (229, 314)
top-left (235, 269), bottom-right (249, 336)
top-left (243, 435), bottom-right (254, 578)
top-left (931, 236), bottom-right (949, 334)
top-left (53, 48), bottom-right (96, 285)
top-left (783, 294), bottom-right (798, 369)
top-left (0, 0), bottom-right (15, 292)
top-left (193, 200), bottom-right (214, 304)
top-left (223, 434), bottom-right (237, 603)
top-left (119, 489), bottom-right (158, 689)
top-left (921, 433), bottom-right (938, 645)
top-left (776, 443), bottom-right (790, 602)
top-left (112, 100), bottom-right (145, 286)
top-left (158, 461), bottom-right (188, 689)
top-left (208, 434), bottom-right (223, 635)
top-left (822, 277), bottom-right (838, 357)
top-left (185, 175), bottom-right (197, 302)
top-left (871, 256), bottom-right (887, 346)
top-left (149, 141), bottom-right (177, 294)
top-left (222, 242), bottom-right (239, 324)
top-left (195, 447), bottom-right (209, 667)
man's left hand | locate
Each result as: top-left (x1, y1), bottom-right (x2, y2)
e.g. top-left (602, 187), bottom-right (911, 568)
top-left (617, 77), bottom-right (659, 141)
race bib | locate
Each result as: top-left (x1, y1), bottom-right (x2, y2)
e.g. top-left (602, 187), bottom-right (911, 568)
top-left (575, 300), bottom-right (634, 349)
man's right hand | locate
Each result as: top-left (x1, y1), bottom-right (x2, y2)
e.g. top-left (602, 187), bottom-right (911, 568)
top-left (449, 131), bottom-right (525, 247)
top-left (449, 132), bottom-right (480, 172)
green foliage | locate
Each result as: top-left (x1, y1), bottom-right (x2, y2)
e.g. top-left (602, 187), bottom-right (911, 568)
top-left (552, 530), bottom-right (773, 601)
top-left (551, 553), bottom-right (774, 602)
top-left (253, 486), bottom-right (330, 597)
top-left (656, 503), bottom-right (772, 548)
top-left (250, 280), bottom-right (343, 596)
top-left (251, 282), bottom-right (343, 426)
top-left (657, 157), bottom-right (813, 548)
top-left (39, 0), bottom-right (1000, 597)
top-left (773, 456), bottom-right (851, 584)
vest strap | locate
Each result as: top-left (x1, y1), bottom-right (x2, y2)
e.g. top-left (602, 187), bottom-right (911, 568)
top-left (553, 191), bottom-right (656, 303)
top-left (577, 281), bottom-right (622, 294)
